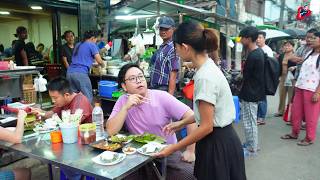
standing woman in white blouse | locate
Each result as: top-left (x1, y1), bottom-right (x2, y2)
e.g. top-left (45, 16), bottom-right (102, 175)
top-left (155, 21), bottom-right (246, 180)
top-left (281, 32), bottom-right (320, 146)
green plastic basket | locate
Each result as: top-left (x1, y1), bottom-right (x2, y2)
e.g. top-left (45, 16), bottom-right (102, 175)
top-left (112, 91), bottom-right (125, 99)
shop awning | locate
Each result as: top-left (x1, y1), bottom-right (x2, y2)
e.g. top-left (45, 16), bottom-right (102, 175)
top-left (100, 0), bottom-right (245, 34)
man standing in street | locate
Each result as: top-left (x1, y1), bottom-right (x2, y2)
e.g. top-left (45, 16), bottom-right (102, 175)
top-left (239, 26), bottom-right (265, 157)
top-left (150, 16), bottom-right (180, 95)
top-left (256, 31), bottom-right (274, 125)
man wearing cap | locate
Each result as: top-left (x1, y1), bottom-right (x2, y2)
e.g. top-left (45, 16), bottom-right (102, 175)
top-left (150, 16), bottom-right (180, 95)
top-left (13, 26), bottom-right (29, 66)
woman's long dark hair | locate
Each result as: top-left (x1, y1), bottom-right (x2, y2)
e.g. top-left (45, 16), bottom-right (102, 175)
top-left (304, 31), bottom-right (320, 69)
top-left (73, 30), bottom-right (99, 56)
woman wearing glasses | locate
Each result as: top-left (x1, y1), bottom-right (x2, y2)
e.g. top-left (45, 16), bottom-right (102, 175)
top-left (281, 32), bottom-right (320, 146)
top-left (106, 63), bottom-right (197, 179)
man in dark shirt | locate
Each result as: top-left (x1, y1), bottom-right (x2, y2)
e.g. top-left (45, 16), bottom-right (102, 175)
top-left (239, 26), bottom-right (265, 157)
top-left (13, 26), bottom-right (28, 66)
top-left (60, 30), bottom-right (75, 76)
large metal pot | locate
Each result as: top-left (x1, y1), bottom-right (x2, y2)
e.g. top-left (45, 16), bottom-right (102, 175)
top-left (107, 66), bottom-right (120, 76)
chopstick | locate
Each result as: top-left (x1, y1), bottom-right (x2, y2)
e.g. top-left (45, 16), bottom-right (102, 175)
top-left (24, 120), bottom-right (29, 127)
top-left (126, 94), bottom-right (151, 100)
top-left (126, 94), bottom-right (150, 104)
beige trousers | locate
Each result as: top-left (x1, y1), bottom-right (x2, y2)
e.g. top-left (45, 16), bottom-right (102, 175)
top-left (278, 74), bottom-right (294, 114)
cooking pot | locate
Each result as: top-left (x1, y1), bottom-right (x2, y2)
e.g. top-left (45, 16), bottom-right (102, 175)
top-left (107, 66), bottom-right (120, 76)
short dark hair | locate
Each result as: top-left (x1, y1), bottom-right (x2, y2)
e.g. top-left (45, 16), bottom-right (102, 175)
top-left (117, 63), bottom-right (143, 86)
top-left (239, 26), bottom-right (259, 42)
top-left (62, 30), bottom-right (75, 40)
top-left (47, 77), bottom-right (73, 95)
top-left (257, 31), bottom-right (266, 38)
top-left (14, 26), bottom-right (27, 37)
top-left (74, 30), bottom-right (98, 56)
top-left (36, 43), bottom-right (44, 49)
top-left (307, 28), bottom-right (318, 34)
top-left (284, 40), bottom-right (295, 47)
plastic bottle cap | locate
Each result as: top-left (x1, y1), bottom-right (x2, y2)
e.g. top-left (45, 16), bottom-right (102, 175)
top-left (94, 102), bottom-right (101, 107)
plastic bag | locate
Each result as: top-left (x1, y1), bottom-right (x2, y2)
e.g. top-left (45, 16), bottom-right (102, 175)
top-left (283, 103), bottom-right (292, 122)
top-left (34, 74), bottom-right (47, 92)
top-left (182, 80), bottom-right (194, 100)
top-left (284, 71), bottom-right (294, 87)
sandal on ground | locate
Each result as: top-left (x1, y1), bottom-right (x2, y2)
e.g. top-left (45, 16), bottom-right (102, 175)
top-left (274, 113), bottom-right (283, 117)
top-left (297, 139), bottom-right (313, 146)
top-left (257, 121), bottom-right (266, 125)
top-left (280, 134), bottom-right (298, 140)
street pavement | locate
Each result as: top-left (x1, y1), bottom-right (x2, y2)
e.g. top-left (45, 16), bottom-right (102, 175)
top-left (234, 92), bottom-right (320, 180)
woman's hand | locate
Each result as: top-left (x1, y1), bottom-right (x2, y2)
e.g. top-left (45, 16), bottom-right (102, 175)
top-left (312, 92), bottom-right (320, 103)
top-left (288, 66), bottom-right (296, 72)
top-left (153, 144), bottom-right (176, 158)
top-left (181, 149), bottom-right (195, 163)
top-left (162, 121), bottom-right (185, 136)
top-left (17, 110), bottom-right (27, 121)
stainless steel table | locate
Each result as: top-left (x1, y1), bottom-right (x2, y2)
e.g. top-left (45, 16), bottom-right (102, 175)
top-left (0, 135), bottom-right (166, 180)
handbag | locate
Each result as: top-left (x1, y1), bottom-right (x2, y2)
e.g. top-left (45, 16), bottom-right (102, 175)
top-left (182, 80), bottom-right (194, 100)
top-left (284, 71), bottom-right (294, 87)
top-left (283, 103), bottom-right (292, 122)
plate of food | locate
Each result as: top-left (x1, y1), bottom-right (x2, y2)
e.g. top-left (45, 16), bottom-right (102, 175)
top-left (122, 146), bottom-right (137, 155)
top-left (137, 142), bottom-right (166, 156)
top-left (90, 140), bottom-right (123, 151)
top-left (108, 134), bottom-right (132, 144)
top-left (129, 133), bottom-right (165, 144)
top-left (92, 151), bottom-right (126, 165)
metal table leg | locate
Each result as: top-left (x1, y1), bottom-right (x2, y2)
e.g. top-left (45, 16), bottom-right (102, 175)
top-left (48, 163), bottom-right (53, 180)
top-left (151, 158), bottom-right (167, 180)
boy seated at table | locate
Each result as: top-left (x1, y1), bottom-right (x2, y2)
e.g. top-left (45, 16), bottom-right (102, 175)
top-left (0, 110), bottom-right (31, 180)
top-left (106, 63), bottom-right (197, 180)
top-left (31, 77), bottom-right (93, 124)
top-left (31, 77), bottom-right (93, 180)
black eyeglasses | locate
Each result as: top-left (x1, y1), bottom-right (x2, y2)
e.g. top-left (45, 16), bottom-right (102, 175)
top-left (124, 74), bottom-right (145, 83)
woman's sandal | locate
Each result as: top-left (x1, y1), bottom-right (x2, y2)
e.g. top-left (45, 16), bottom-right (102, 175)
top-left (297, 139), bottom-right (313, 146)
top-left (280, 134), bottom-right (298, 140)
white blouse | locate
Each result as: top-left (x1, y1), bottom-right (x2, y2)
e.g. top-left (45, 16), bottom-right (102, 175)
top-left (193, 58), bottom-right (235, 127)
top-left (296, 53), bottom-right (320, 92)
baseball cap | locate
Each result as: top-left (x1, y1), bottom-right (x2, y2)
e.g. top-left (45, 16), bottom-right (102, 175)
top-left (158, 16), bottom-right (175, 28)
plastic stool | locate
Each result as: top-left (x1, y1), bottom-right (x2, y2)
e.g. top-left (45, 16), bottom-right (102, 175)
top-left (60, 169), bottom-right (95, 180)
top-left (233, 96), bottom-right (240, 123)
top-left (180, 127), bottom-right (187, 138)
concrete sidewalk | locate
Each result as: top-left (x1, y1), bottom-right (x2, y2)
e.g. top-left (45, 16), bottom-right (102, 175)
top-left (233, 92), bottom-right (320, 180)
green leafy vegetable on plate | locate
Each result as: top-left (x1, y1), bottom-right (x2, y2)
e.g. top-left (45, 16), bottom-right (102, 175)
top-left (129, 133), bottom-right (165, 144)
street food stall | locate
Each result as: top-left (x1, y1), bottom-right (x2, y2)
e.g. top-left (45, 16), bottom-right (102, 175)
top-left (0, 0), bottom-right (226, 179)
